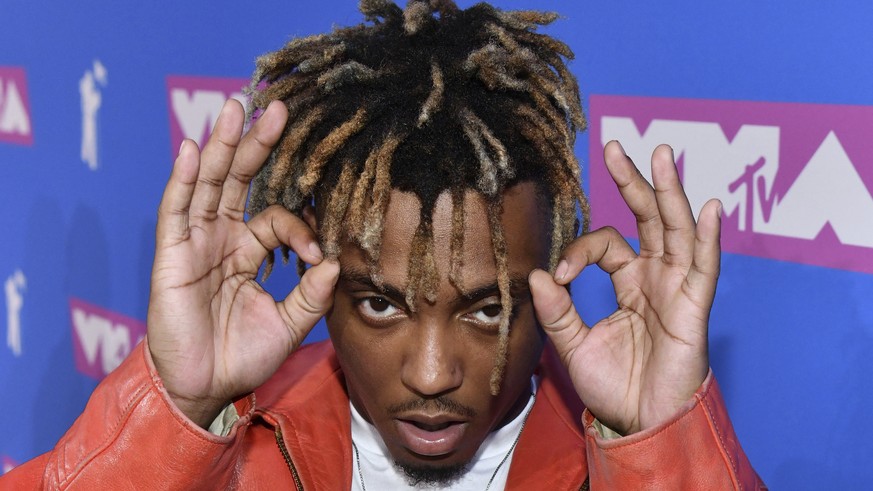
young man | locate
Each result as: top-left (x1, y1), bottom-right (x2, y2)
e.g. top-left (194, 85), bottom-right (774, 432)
top-left (5, 1), bottom-right (764, 489)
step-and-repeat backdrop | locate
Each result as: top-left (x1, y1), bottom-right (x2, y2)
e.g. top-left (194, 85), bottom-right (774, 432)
top-left (2, 1), bottom-right (871, 487)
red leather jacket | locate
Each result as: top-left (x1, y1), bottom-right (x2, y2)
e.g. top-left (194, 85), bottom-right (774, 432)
top-left (3, 341), bottom-right (765, 490)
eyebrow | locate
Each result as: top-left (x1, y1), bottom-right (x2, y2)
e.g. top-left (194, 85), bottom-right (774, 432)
top-left (460, 273), bottom-right (531, 304)
top-left (338, 266), bottom-right (408, 304)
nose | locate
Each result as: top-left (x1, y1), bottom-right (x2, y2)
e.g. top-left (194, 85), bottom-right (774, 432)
top-left (400, 323), bottom-right (462, 397)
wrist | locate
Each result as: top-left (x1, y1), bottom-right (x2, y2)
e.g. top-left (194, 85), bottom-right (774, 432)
top-left (637, 367), bottom-right (712, 433)
top-left (167, 393), bottom-right (229, 429)
top-left (144, 336), bottom-right (229, 429)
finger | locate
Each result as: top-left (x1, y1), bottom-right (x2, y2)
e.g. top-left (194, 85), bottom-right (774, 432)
top-left (686, 199), bottom-right (722, 307)
top-left (219, 100), bottom-right (289, 220)
top-left (651, 144), bottom-right (695, 267)
top-left (189, 100), bottom-right (245, 220)
top-left (247, 205), bottom-right (324, 264)
top-left (156, 140), bottom-right (200, 245)
top-left (604, 140), bottom-right (663, 257)
top-left (553, 226), bottom-right (638, 285)
top-left (529, 269), bottom-right (589, 362)
top-left (279, 259), bottom-right (340, 349)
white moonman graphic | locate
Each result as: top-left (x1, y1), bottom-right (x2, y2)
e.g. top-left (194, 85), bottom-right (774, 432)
top-left (80, 60), bottom-right (107, 170)
top-left (4, 269), bottom-right (26, 357)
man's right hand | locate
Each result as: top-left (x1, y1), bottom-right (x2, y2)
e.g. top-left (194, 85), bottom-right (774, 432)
top-left (147, 99), bottom-right (339, 428)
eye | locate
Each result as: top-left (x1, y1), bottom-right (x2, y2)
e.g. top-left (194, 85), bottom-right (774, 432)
top-left (469, 303), bottom-right (503, 326)
top-left (357, 296), bottom-right (400, 320)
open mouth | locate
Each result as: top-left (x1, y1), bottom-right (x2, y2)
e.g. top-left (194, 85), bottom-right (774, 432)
top-left (406, 420), bottom-right (456, 432)
top-left (395, 419), bottom-right (469, 457)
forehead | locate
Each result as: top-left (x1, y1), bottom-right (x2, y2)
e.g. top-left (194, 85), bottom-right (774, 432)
top-left (338, 181), bottom-right (551, 288)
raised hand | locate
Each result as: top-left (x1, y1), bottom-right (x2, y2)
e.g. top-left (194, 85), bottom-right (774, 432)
top-left (529, 141), bottom-right (721, 435)
top-left (147, 99), bottom-right (339, 428)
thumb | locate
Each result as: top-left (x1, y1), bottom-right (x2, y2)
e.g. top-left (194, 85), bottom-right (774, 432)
top-left (529, 268), bottom-right (589, 360)
top-left (279, 259), bottom-right (340, 349)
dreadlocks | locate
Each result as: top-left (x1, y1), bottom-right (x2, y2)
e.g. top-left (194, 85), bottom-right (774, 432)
top-left (246, 0), bottom-right (590, 395)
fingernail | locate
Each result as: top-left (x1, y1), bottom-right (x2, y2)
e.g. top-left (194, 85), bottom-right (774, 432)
top-left (308, 241), bottom-right (323, 260)
top-left (555, 260), bottom-right (569, 281)
top-left (178, 139), bottom-right (186, 155)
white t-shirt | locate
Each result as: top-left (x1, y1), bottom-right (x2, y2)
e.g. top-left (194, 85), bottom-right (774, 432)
top-left (350, 377), bottom-right (538, 491)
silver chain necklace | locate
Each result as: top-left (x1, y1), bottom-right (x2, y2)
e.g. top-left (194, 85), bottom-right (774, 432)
top-left (352, 391), bottom-right (536, 491)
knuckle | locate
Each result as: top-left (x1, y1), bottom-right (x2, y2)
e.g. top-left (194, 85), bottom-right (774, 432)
top-left (295, 279), bottom-right (324, 316)
top-left (251, 131), bottom-right (274, 149)
top-left (227, 168), bottom-right (256, 185)
top-left (277, 302), bottom-right (302, 347)
top-left (216, 135), bottom-right (240, 150)
top-left (636, 212), bottom-right (661, 226)
top-left (662, 222), bottom-right (688, 233)
top-left (218, 206), bottom-right (246, 221)
top-left (197, 175), bottom-right (224, 188)
top-left (600, 225), bottom-right (621, 238)
top-left (545, 303), bottom-right (578, 331)
top-left (249, 121), bottom-right (284, 149)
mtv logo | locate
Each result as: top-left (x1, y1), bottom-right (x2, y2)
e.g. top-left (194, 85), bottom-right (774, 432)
top-left (0, 66), bottom-right (33, 145)
top-left (590, 95), bottom-right (873, 274)
top-left (69, 298), bottom-right (146, 380)
top-left (166, 75), bottom-right (248, 156)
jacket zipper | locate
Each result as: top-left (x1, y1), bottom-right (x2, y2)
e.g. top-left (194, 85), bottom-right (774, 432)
top-left (275, 428), bottom-right (304, 491)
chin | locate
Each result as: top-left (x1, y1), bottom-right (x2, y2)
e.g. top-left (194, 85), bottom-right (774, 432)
top-left (394, 458), bottom-right (470, 487)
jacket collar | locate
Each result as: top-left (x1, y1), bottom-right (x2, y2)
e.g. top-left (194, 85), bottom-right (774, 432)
top-left (253, 340), bottom-right (586, 490)
top-left (506, 341), bottom-right (587, 488)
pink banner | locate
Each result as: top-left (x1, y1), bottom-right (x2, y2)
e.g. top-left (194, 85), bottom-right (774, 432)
top-left (166, 75), bottom-right (249, 157)
top-left (589, 94), bottom-right (873, 274)
top-left (69, 298), bottom-right (146, 380)
top-left (0, 66), bottom-right (33, 146)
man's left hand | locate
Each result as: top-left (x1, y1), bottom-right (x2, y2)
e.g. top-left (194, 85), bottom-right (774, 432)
top-left (529, 141), bottom-right (721, 435)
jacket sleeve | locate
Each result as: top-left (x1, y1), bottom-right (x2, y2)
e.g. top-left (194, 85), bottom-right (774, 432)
top-left (583, 371), bottom-right (767, 490)
top-left (0, 340), bottom-right (255, 490)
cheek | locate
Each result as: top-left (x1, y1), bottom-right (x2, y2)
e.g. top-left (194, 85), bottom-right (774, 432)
top-left (325, 294), bottom-right (353, 358)
top-left (326, 294), bottom-right (403, 408)
top-left (503, 306), bottom-right (546, 389)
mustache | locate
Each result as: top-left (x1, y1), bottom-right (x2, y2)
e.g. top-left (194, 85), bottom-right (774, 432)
top-left (387, 397), bottom-right (477, 419)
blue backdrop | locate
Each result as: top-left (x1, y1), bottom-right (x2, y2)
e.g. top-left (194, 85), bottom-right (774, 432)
top-left (2, 1), bottom-right (872, 487)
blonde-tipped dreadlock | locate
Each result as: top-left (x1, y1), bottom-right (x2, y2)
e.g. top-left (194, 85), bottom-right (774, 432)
top-left (246, 0), bottom-right (589, 396)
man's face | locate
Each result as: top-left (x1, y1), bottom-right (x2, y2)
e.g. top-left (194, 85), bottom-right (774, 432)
top-left (325, 181), bottom-right (550, 480)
